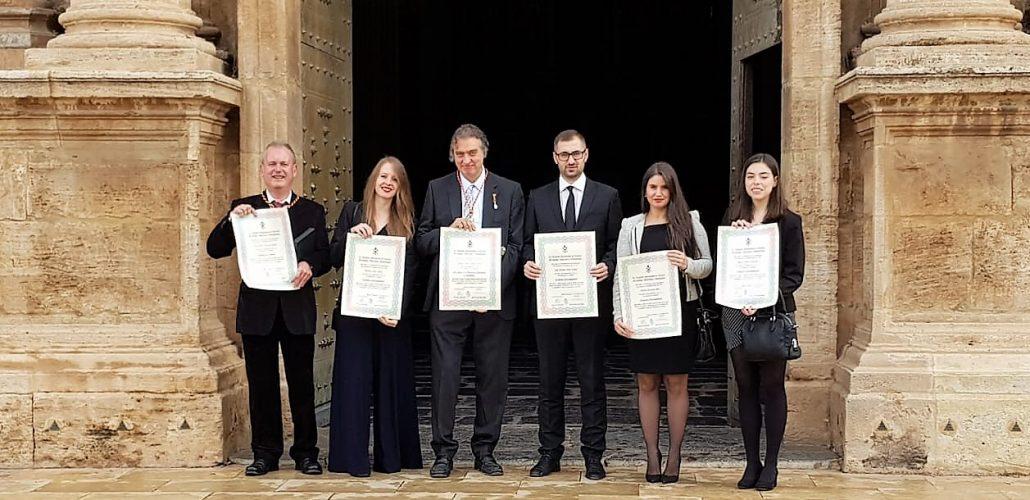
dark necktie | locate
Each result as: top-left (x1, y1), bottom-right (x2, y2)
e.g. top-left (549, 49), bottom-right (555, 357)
top-left (564, 185), bottom-right (576, 230)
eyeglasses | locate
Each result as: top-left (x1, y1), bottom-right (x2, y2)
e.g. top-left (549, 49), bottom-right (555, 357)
top-left (555, 150), bottom-right (586, 161)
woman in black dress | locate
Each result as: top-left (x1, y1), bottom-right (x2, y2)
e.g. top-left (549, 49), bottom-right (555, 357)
top-left (612, 162), bottom-right (712, 483)
top-left (720, 153), bottom-right (804, 491)
top-left (327, 156), bottom-right (422, 477)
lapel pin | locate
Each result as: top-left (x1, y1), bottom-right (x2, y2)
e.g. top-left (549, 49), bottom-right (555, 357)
top-left (492, 192), bottom-right (498, 210)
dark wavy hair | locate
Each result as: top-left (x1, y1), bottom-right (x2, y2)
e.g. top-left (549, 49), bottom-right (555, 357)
top-left (640, 162), bottom-right (699, 258)
top-left (727, 153), bottom-right (787, 223)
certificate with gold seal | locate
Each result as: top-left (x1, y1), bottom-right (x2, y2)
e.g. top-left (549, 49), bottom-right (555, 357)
top-left (230, 207), bottom-right (299, 291)
top-left (616, 251), bottom-right (682, 339)
top-left (535, 231), bottom-right (598, 319)
top-left (340, 233), bottom-right (407, 320)
top-left (438, 227), bottom-right (502, 311)
top-left (715, 223), bottom-right (780, 309)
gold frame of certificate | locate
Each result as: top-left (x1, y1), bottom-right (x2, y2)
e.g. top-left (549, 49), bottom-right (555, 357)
top-left (616, 251), bottom-right (682, 339)
top-left (339, 233), bottom-right (407, 320)
top-left (535, 231), bottom-right (598, 319)
top-left (438, 227), bottom-right (502, 311)
top-left (230, 207), bottom-right (298, 291)
top-left (715, 223), bottom-right (780, 309)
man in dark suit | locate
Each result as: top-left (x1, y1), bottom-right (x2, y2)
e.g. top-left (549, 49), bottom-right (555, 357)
top-left (206, 141), bottom-right (330, 476)
top-left (522, 130), bottom-right (622, 480)
top-left (416, 124), bottom-right (524, 478)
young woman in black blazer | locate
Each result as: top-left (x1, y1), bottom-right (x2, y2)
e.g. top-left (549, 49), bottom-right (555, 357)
top-left (720, 153), bottom-right (805, 491)
top-left (327, 156), bottom-right (422, 477)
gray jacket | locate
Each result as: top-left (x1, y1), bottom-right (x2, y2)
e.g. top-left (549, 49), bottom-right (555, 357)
top-left (612, 211), bottom-right (712, 322)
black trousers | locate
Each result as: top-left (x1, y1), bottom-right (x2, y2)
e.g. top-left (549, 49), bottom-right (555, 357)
top-left (240, 309), bottom-right (318, 463)
top-left (328, 316), bottom-right (422, 475)
top-left (429, 309), bottom-right (513, 460)
top-left (534, 317), bottom-right (608, 458)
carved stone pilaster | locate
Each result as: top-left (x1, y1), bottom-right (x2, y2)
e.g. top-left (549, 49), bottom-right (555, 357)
top-left (834, 0), bottom-right (1030, 475)
top-left (0, 0), bottom-right (56, 69)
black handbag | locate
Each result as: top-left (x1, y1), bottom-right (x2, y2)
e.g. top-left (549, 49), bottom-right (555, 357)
top-left (741, 295), bottom-right (802, 362)
top-left (692, 279), bottom-right (719, 363)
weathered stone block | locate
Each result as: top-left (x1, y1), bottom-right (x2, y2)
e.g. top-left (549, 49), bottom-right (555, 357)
top-left (890, 219), bottom-right (973, 314)
top-left (971, 217), bottom-right (1030, 312)
top-left (887, 135), bottom-right (1013, 217)
top-left (933, 398), bottom-right (1030, 475)
top-left (839, 394), bottom-right (935, 474)
top-left (33, 391), bottom-right (242, 468)
top-left (0, 394), bottom-right (33, 467)
top-left (0, 151), bottom-right (26, 220)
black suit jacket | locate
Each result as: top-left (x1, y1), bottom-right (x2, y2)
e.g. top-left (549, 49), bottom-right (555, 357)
top-left (328, 200), bottom-right (418, 330)
top-left (522, 177), bottom-right (622, 318)
top-left (416, 171), bottom-right (525, 320)
top-left (206, 194), bottom-right (331, 336)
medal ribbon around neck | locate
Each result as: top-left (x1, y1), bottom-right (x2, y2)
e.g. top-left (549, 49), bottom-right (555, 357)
top-left (457, 172), bottom-right (485, 220)
top-left (262, 191), bottom-right (300, 209)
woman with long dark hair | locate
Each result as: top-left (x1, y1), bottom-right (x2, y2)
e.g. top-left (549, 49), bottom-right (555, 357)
top-left (721, 153), bottom-right (805, 491)
top-left (612, 162), bottom-right (712, 483)
top-left (327, 156), bottom-right (422, 476)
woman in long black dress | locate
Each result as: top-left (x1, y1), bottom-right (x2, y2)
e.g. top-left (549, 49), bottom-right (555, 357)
top-left (327, 156), bottom-right (422, 477)
top-left (720, 153), bottom-right (804, 491)
top-left (612, 162), bottom-right (712, 483)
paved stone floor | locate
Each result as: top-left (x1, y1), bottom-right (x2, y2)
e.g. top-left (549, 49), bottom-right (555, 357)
top-left (2, 465), bottom-right (1029, 499)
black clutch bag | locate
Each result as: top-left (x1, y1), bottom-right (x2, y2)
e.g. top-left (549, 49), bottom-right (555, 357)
top-left (741, 297), bottom-right (801, 362)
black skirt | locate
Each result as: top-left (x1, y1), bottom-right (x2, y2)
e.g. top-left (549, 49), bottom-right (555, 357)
top-left (627, 224), bottom-right (699, 374)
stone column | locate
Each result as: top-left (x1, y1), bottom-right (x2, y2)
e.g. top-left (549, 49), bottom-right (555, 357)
top-left (0, 0), bottom-right (245, 467)
top-left (835, 0), bottom-right (1030, 474)
top-left (25, 0), bottom-right (221, 71)
top-left (0, 0), bottom-right (56, 69)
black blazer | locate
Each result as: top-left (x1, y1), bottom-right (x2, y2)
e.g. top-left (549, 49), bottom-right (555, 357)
top-left (415, 171), bottom-right (525, 320)
top-left (776, 210), bottom-right (805, 312)
top-left (719, 208), bottom-right (805, 313)
top-left (206, 194), bottom-right (331, 336)
top-left (328, 200), bottom-right (418, 330)
top-left (522, 178), bottom-right (622, 317)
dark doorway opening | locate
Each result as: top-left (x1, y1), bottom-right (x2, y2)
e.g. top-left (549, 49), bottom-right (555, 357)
top-left (350, 0), bottom-right (736, 460)
top-left (742, 44), bottom-right (782, 162)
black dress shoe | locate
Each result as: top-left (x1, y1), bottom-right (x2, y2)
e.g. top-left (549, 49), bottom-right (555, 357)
top-left (245, 458), bottom-right (279, 476)
top-left (529, 454), bottom-right (561, 477)
top-left (429, 457), bottom-right (453, 478)
top-left (584, 455), bottom-right (606, 481)
top-left (473, 455), bottom-right (504, 476)
top-left (737, 463), bottom-right (763, 489)
top-left (755, 466), bottom-right (778, 491)
top-left (295, 457), bottom-right (323, 475)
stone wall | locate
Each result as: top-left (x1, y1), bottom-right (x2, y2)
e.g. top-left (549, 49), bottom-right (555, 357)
top-left (780, 0), bottom-right (841, 446)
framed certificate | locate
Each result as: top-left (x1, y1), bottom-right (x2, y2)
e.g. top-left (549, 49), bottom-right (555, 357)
top-left (438, 227), bottom-right (502, 311)
top-left (231, 207), bottom-right (298, 291)
top-left (715, 223), bottom-right (780, 309)
top-left (535, 231), bottom-right (598, 319)
top-left (340, 233), bottom-right (407, 320)
top-left (616, 251), bottom-right (682, 339)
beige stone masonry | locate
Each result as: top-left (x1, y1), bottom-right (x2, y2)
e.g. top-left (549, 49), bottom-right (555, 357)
top-left (835, 0), bottom-right (1030, 475)
top-left (0, 0), bottom-right (245, 467)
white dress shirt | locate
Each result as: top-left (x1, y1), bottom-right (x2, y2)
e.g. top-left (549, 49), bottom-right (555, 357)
top-left (265, 190), bottom-right (293, 206)
top-left (559, 174), bottom-right (587, 221)
top-left (458, 169), bottom-right (487, 229)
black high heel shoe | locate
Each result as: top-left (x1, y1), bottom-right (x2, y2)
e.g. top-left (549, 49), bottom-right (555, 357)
top-left (755, 466), bottom-right (778, 491)
top-left (660, 455), bottom-right (681, 483)
top-left (737, 463), bottom-right (762, 489)
top-left (645, 450), bottom-right (662, 483)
